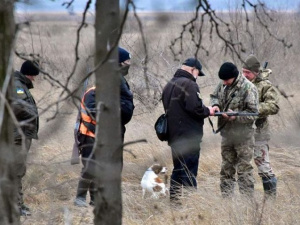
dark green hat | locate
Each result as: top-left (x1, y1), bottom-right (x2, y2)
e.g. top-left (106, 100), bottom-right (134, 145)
top-left (243, 54), bottom-right (260, 73)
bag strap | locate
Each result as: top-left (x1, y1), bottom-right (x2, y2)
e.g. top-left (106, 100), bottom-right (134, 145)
top-left (165, 84), bottom-right (176, 115)
top-left (208, 117), bottom-right (228, 134)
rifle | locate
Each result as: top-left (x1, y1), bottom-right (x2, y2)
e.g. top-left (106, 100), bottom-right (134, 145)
top-left (263, 61), bottom-right (268, 69)
top-left (214, 112), bottom-right (259, 117)
top-left (209, 111), bottom-right (258, 134)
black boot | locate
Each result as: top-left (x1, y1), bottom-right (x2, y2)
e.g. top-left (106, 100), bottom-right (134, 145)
top-left (262, 176), bottom-right (277, 199)
top-left (20, 204), bottom-right (31, 216)
top-left (74, 179), bottom-right (90, 207)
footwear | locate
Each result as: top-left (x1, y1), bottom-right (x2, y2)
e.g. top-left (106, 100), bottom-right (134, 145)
top-left (262, 176), bottom-right (277, 199)
top-left (20, 205), bottom-right (31, 216)
top-left (89, 201), bottom-right (95, 206)
top-left (74, 197), bottom-right (87, 207)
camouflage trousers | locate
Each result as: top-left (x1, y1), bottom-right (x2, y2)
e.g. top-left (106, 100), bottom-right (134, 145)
top-left (254, 140), bottom-right (275, 178)
top-left (220, 136), bottom-right (254, 197)
top-left (14, 138), bottom-right (32, 208)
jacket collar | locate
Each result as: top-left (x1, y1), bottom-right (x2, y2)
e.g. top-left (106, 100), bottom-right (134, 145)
top-left (14, 71), bottom-right (34, 89)
top-left (225, 73), bottom-right (244, 90)
top-left (174, 69), bottom-right (196, 82)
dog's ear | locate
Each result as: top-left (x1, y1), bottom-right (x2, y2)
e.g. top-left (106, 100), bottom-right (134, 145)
top-left (152, 164), bottom-right (163, 174)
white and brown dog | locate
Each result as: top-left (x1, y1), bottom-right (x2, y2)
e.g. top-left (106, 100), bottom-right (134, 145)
top-left (141, 164), bottom-right (168, 199)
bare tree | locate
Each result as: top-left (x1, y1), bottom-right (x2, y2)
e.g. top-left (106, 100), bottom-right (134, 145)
top-left (93, 0), bottom-right (122, 224)
top-left (0, 0), bottom-right (20, 224)
top-left (170, 0), bottom-right (292, 62)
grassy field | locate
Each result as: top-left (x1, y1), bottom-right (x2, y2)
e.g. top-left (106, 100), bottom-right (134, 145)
top-left (15, 12), bottom-right (300, 224)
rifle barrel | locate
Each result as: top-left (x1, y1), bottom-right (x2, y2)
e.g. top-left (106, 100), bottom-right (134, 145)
top-left (214, 112), bottom-right (259, 117)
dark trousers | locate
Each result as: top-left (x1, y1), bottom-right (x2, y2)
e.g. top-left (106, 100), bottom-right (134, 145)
top-left (76, 135), bottom-right (96, 202)
top-left (170, 140), bottom-right (201, 200)
top-left (14, 138), bottom-right (32, 208)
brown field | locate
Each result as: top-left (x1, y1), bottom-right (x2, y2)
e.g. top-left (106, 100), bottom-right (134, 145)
top-left (15, 12), bottom-right (300, 224)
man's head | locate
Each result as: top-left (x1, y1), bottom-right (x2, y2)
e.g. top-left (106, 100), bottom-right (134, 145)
top-left (218, 62), bottom-right (239, 86)
top-left (119, 47), bottom-right (131, 64)
top-left (181, 58), bottom-right (205, 78)
top-left (20, 60), bottom-right (40, 81)
top-left (242, 54), bottom-right (260, 81)
top-left (119, 47), bottom-right (131, 76)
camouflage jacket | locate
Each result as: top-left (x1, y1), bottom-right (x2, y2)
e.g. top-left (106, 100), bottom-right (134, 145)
top-left (252, 69), bottom-right (279, 141)
top-left (12, 71), bottom-right (39, 140)
top-left (210, 73), bottom-right (258, 139)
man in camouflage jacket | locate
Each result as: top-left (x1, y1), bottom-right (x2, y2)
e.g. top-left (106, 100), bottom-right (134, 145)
top-left (12, 60), bottom-right (40, 216)
top-left (210, 62), bottom-right (258, 197)
top-left (243, 54), bottom-right (279, 198)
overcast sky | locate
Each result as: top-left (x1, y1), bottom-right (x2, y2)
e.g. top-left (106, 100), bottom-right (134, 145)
top-left (16, 0), bottom-right (299, 12)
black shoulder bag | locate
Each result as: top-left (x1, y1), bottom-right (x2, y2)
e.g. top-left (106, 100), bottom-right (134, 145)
top-left (154, 85), bottom-right (175, 141)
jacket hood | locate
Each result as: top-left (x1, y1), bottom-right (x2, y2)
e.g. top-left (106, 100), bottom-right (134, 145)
top-left (254, 69), bottom-right (272, 83)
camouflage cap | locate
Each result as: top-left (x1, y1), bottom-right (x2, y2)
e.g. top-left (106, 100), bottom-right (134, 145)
top-left (243, 54), bottom-right (260, 73)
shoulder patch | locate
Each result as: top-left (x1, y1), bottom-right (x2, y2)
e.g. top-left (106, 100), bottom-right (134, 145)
top-left (17, 87), bottom-right (25, 94)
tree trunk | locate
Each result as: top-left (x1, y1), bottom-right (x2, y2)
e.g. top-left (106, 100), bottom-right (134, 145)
top-left (0, 0), bottom-right (20, 224)
top-left (93, 0), bottom-right (122, 224)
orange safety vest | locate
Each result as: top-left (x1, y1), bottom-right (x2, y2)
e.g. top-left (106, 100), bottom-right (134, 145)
top-left (79, 87), bottom-right (96, 138)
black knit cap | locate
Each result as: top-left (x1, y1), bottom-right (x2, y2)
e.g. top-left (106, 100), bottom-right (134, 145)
top-left (218, 62), bottom-right (239, 80)
top-left (182, 58), bottom-right (205, 76)
top-left (20, 60), bottom-right (40, 76)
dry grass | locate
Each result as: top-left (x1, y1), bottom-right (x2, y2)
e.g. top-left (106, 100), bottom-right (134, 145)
top-left (14, 12), bottom-right (300, 224)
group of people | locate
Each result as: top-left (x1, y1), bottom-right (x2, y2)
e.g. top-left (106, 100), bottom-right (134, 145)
top-left (163, 55), bottom-right (279, 204)
top-left (11, 47), bottom-right (135, 215)
top-left (11, 48), bottom-right (278, 216)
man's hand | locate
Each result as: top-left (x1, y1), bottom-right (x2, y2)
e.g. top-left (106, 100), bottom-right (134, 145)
top-left (221, 109), bottom-right (236, 121)
top-left (209, 106), bottom-right (220, 116)
top-left (208, 106), bottom-right (214, 116)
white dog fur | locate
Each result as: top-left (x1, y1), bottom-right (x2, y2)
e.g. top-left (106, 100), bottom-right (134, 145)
top-left (141, 164), bottom-right (168, 199)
